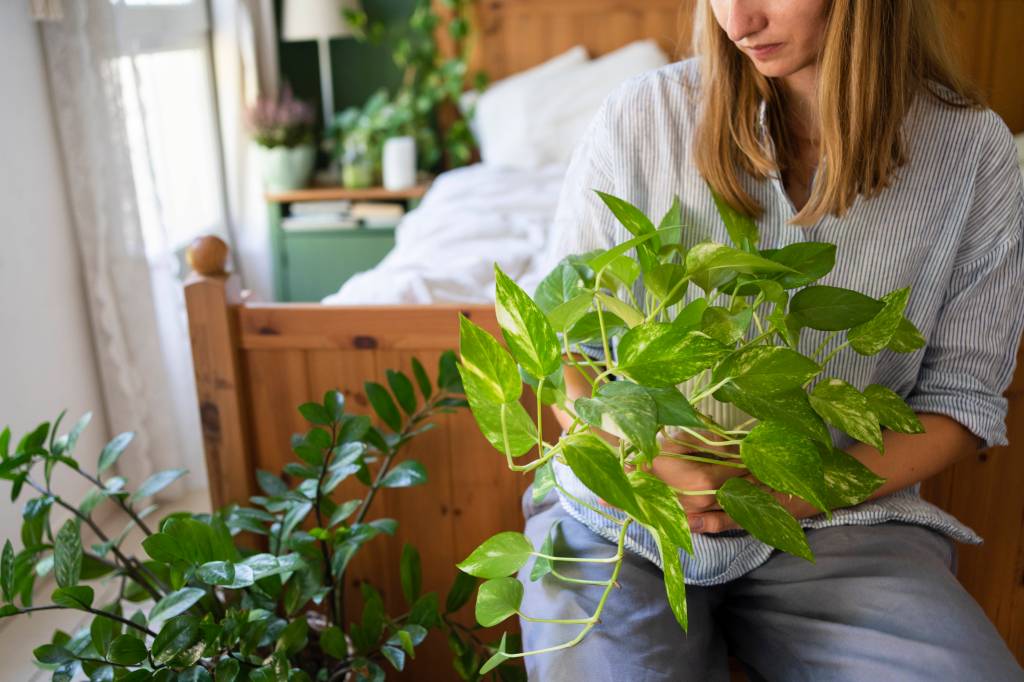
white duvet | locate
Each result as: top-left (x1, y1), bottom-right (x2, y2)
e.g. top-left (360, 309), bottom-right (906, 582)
top-left (321, 162), bottom-right (567, 305)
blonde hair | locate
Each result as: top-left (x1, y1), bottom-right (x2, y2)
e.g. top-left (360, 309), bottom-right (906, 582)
top-left (692, 0), bottom-right (981, 226)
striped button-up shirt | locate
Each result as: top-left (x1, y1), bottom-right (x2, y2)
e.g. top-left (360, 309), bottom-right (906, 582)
top-left (543, 59), bottom-right (1024, 585)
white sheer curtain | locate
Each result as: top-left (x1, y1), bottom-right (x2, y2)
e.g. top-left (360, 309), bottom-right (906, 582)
top-left (211, 0), bottom-right (279, 302)
top-left (39, 0), bottom-right (213, 490)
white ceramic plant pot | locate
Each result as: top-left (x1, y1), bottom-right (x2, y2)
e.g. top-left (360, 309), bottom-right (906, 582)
top-left (260, 143), bottom-right (316, 192)
top-left (382, 136), bottom-right (417, 191)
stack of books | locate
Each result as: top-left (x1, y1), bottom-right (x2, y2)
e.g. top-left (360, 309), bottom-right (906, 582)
top-left (281, 200), bottom-right (406, 232)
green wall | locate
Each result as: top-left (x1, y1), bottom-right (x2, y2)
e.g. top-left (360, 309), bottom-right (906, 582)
top-left (275, 0), bottom-right (415, 128)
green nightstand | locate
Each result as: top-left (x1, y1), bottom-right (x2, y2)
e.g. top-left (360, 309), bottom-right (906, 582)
top-left (266, 182), bottom-right (431, 302)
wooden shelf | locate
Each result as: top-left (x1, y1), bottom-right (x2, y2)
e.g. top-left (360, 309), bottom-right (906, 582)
top-left (266, 179), bottom-right (432, 203)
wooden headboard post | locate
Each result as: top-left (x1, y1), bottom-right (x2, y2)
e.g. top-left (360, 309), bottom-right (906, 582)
top-left (183, 236), bottom-right (258, 510)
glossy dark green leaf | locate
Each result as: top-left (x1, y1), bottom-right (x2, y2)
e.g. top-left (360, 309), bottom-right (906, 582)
top-left (34, 644), bottom-right (74, 664)
top-left (381, 643), bottom-right (406, 671)
top-left (214, 657), bottom-right (241, 681)
top-left (54, 519), bottom-right (82, 588)
top-left (365, 382), bottom-right (403, 432)
top-left (400, 543), bottom-right (422, 604)
top-left (255, 470), bottom-right (288, 497)
top-left (437, 350), bottom-right (463, 393)
top-left (130, 468), bottom-right (186, 502)
top-left (713, 345), bottom-right (821, 396)
top-left (617, 324), bottom-right (729, 387)
top-left (809, 377), bottom-right (884, 452)
top-left (457, 531), bottom-right (533, 579)
top-left (97, 432), bottom-right (133, 474)
top-left (561, 433), bottom-right (643, 519)
top-left (789, 286), bottom-right (885, 331)
top-left (652, 530), bottom-right (688, 631)
top-left (740, 421), bottom-right (829, 513)
top-left (817, 443), bottom-right (886, 508)
top-left (445, 570), bottom-right (478, 613)
top-left (148, 587), bottom-right (205, 625)
top-left (630, 471), bottom-right (693, 554)
top-left (323, 389), bottom-right (346, 422)
top-left (276, 618), bottom-right (308, 655)
top-left (51, 585), bottom-right (94, 609)
top-left (1, 540), bottom-right (13, 602)
top-left (863, 384), bottom-right (924, 434)
top-left (716, 478), bottom-right (813, 561)
top-left (90, 614), bottom-right (120, 657)
top-left (495, 265), bottom-right (561, 379)
top-left (151, 615), bottom-right (200, 666)
top-left (107, 635), bottom-right (147, 665)
top-left (711, 190), bottom-right (758, 252)
top-left (410, 357), bottom-right (433, 401)
top-left (575, 381), bottom-right (659, 459)
top-left (320, 625), bottom-right (348, 659)
top-left (197, 560), bottom-right (254, 588)
top-left (759, 242), bottom-right (836, 289)
top-left (380, 461), bottom-right (427, 488)
top-left (464, 390), bottom-right (537, 457)
top-left (298, 402), bottom-right (331, 425)
top-left (475, 577), bottom-right (523, 627)
top-left (328, 499), bottom-right (362, 527)
top-left (458, 314), bottom-right (522, 404)
top-left (387, 370), bottom-right (418, 416)
top-left (848, 288), bottom-right (911, 356)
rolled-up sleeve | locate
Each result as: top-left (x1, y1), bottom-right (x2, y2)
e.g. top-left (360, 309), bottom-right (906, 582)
top-left (905, 120), bottom-right (1024, 450)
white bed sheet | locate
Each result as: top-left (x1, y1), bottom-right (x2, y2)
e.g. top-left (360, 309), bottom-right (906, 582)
top-left (321, 162), bottom-right (567, 305)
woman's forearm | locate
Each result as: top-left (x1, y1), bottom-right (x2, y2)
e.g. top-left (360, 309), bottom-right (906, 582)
top-left (846, 413), bottom-right (982, 501)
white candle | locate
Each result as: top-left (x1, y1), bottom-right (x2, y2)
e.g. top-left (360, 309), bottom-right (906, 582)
top-left (382, 136), bottom-right (417, 191)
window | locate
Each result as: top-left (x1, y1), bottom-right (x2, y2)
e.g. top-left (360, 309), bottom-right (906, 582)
top-left (111, 0), bottom-right (228, 260)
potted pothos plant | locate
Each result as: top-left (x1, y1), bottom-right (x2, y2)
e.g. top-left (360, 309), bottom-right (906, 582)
top-left (0, 354), bottom-right (523, 681)
top-left (454, 190), bottom-right (926, 672)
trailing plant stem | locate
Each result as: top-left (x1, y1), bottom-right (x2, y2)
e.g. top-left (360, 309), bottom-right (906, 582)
top-left (508, 518), bottom-right (633, 659)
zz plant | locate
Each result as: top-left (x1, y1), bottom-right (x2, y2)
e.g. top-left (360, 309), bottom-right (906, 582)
top-left (0, 354), bottom-right (519, 681)
top-left (455, 191), bottom-right (927, 672)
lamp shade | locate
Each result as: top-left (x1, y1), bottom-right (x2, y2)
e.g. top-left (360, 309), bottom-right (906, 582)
top-left (282, 0), bottom-right (360, 41)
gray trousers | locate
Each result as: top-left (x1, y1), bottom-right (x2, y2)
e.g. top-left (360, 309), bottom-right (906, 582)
top-left (518, 489), bottom-right (1023, 681)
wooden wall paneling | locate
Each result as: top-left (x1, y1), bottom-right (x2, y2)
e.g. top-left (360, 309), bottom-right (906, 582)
top-left (244, 349), bottom-right (312, 485)
top-left (988, 1), bottom-right (1024, 133)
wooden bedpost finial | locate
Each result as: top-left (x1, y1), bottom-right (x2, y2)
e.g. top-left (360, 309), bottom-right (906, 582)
top-left (187, 235), bottom-right (229, 276)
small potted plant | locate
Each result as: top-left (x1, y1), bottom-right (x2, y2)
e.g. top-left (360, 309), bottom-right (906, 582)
top-left (247, 87), bottom-right (317, 192)
top-left (0, 355), bottom-right (523, 681)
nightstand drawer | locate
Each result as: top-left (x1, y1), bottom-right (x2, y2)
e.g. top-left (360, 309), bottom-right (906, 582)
top-left (282, 228), bottom-right (395, 302)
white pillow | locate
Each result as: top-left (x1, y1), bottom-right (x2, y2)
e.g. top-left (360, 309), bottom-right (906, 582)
top-left (476, 40), bottom-right (670, 170)
top-left (473, 46), bottom-right (590, 168)
top-left (525, 40), bottom-right (670, 169)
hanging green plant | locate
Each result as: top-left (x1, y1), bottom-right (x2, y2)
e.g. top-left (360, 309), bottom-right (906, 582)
top-left (333, 0), bottom-right (486, 173)
top-left (455, 188), bottom-right (925, 672)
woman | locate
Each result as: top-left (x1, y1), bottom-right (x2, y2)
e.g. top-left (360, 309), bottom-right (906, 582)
top-left (521, 0), bottom-right (1024, 679)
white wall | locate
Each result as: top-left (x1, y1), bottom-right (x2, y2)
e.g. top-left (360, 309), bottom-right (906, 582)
top-left (0, 4), bottom-right (110, 531)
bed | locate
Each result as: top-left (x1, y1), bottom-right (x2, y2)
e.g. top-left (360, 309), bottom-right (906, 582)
top-left (185, 0), bottom-right (1024, 674)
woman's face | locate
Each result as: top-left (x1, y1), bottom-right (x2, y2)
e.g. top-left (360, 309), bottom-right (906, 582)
top-left (708, 0), bottom-right (829, 79)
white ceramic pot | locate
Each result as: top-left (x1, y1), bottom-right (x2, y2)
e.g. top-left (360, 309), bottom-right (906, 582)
top-left (259, 143), bottom-right (316, 192)
top-left (382, 136), bottom-right (417, 191)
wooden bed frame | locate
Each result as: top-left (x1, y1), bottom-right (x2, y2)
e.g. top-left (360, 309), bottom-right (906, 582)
top-left (184, 0), bottom-right (1024, 674)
